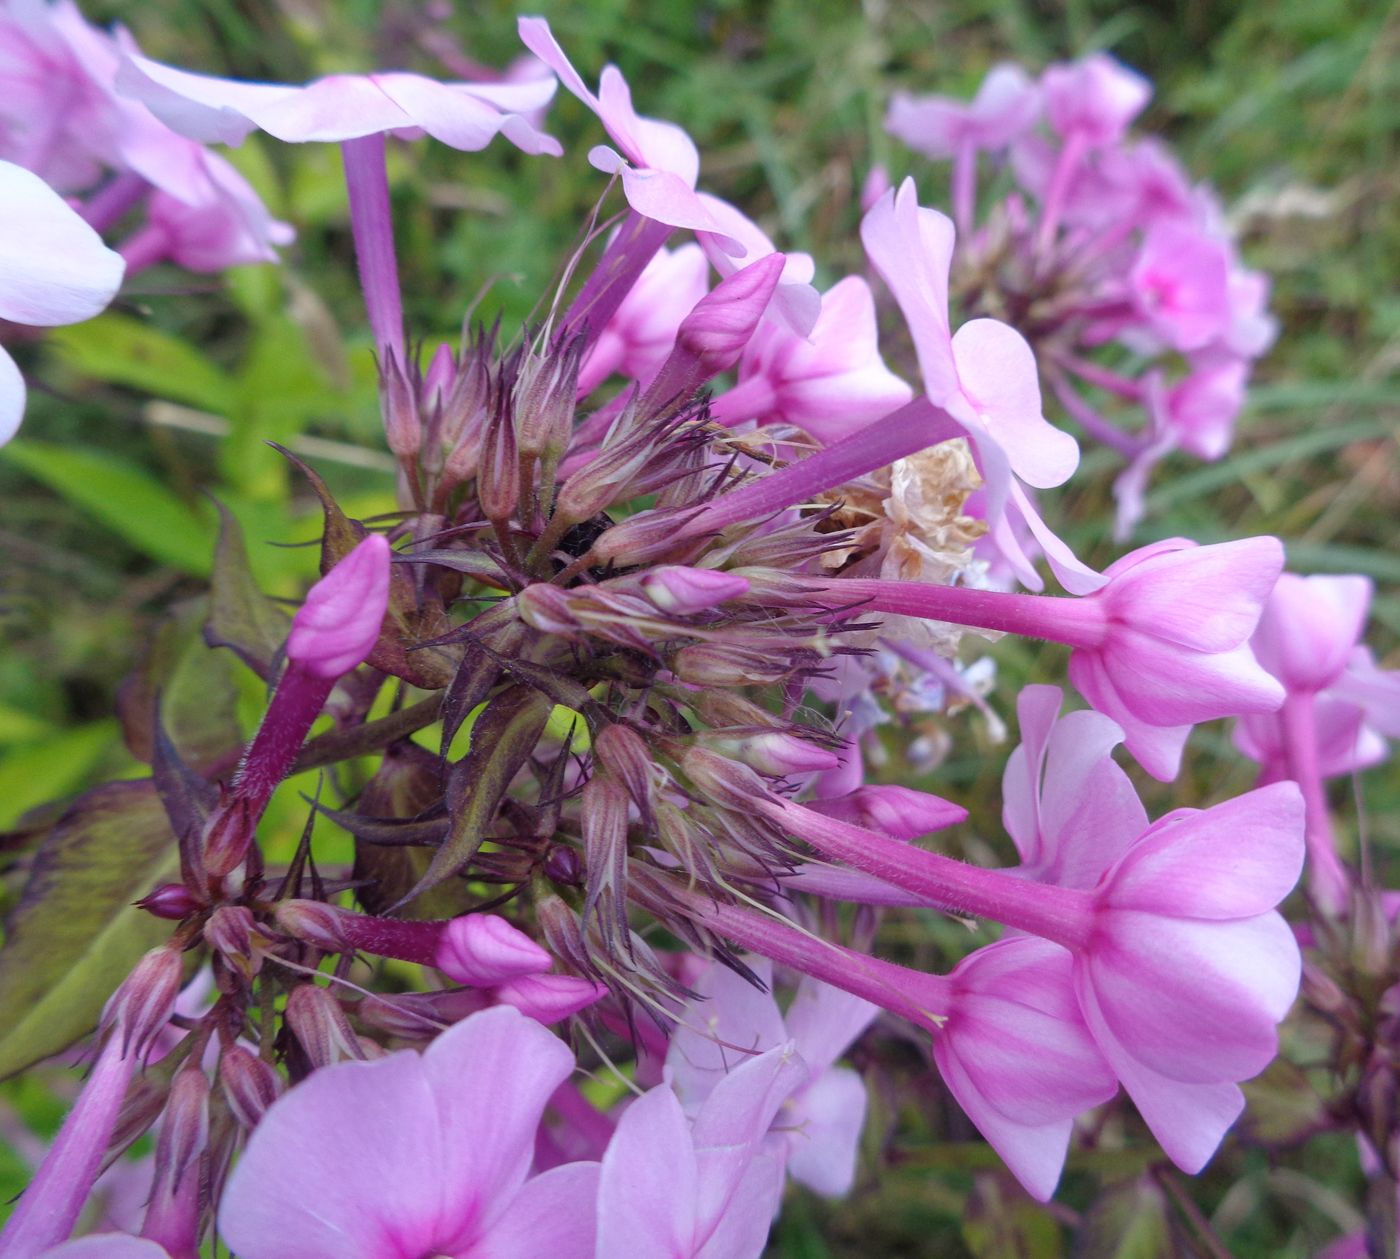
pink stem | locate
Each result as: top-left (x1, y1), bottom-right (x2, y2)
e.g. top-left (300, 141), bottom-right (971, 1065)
top-left (951, 136), bottom-right (977, 234)
top-left (1280, 692), bottom-right (1351, 913)
top-left (341, 134), bottom-right (405, 363)
top-left (231, 664), bottom-right (335, 822)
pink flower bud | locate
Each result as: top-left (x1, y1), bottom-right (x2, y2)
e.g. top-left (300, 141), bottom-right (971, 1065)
top-left (286, 534), bottom-right (392, 679)
top-left (204, 905), bottom-right (263, 983)
top-left (220, 1042), bottom-right (284, 1130)
top-left (493, 973), bottom-right (608, 1024)
top-left (712, 731), bottom-right (841, 777)
top-left (423, 341), bottom-right (456, 409)
top-left (144, 1063), bottom-right (210, 1255)
top-left (379, 349), bottom-right (422, 459)
top-left (806, 784), bottom-right (968, 839)
top-left (681, 747), bottom-right (773, 811)
top-left (435, 915), bottom-right (554, 987)
top-left (275, 898), bottom-right (352, 952)
top-left (640, 565), bottom-right (750, 614)
top-left (672, 251), bottom-right (785, 377)
top-left (201, 795), bottom-right (254, 879)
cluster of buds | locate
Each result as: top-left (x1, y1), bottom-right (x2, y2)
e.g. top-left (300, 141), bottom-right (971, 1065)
top-left (1, 8), bottom-right (1395, 1259)
top-left (888, 52), bottom-right (1277, 534)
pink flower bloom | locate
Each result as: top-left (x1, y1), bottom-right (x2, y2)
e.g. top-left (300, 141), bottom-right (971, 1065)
top-left (597, 1042), bottom-right (806, 1257)
top-left (887, 63), bottom-right (1041, 159)
top-left (576, 243), bottom-right (710, 394)
top-left (708, 275), bottom-right (913, 443)
top-left (667, 957), bottom-right (877, 1197)
top-left (435, 914), bottom-right (555, 986)
top-left (1130, 220), bottom-right (1233, 352)
top-left (1233, 690), bottom-right (1388, 785)
top-left (1041, 53), bottom-right (1151, 148)
top-left (1158, 355), bottom-right (1249, 461)
top-left (219, 1007), bottom-right (599, 1259)
top-left (0, 159), bottom-right (124, 444)
top-left (1251, 573), bottom-right (1373, 695)
top-left (860, 178), bottom-right (1079, 491)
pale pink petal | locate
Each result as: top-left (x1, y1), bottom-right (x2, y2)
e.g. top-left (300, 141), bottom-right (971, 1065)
top-left (694, 1149), bottom-right (786, 1259)
top-left (1001, 683), bottom-right (1066, 862)
top-left (0, 346), bottom-right (24, 448)
top-left (1101, 634), bottom-right (1285, 726)
top-left (951, 319), bottom-right (1079, 489)
top-left (424, 1007), bottom-right (576, 1250)
top-left (469, 1161), bottom-right (600, 1259)
top-left (0, 161), bottom-right (124, 326)
top-left (1067, 650), bottom-right (1191, 781)
top-left (597, 1085), bottom-right (698, 1256)
top-left (783, 1067), bottom-right (867, 1197)
top-left (286, 534), bottom-right (391, 678)
top-left (1106, 783), bottom-right (1305, 919)
top-left (38, 1237), bottom-right (171, 1258)
top-left (784, 978), bottom-right (878, 1076)
top-left (218, 1050), bottom-right (444, 1259)
top-left (1005, 482), bottom-right (1107, 594)
top-left (1251, 573), bottom-right (1372, 693)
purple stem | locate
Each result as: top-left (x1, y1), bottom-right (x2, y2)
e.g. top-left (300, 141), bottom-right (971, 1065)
top-left (81, 171), bottom-right (149, 233)
top-left (772, 799), bottom-right (1097, 951)
top-left (1280, 692), bottom-right (1351, 914)
top-left (951, 137), bottom-right (977, 235)
top-left (341, 134), bottom-right (405, 363)
top-left (1035, 130), bottom-right (1089, 254)
top-left (1049, 369), bottom-right (1142, 459)
top-left (558, 211), bottom-right (673, 353)
top-left (1055, 353), bottom-right (1144, 402)
top-left (689, 395), bottom-right (961, 533)
top-left (819, 577), bottom-right (1107, 650)
top-left (118, 223), bottom-right (172, 276)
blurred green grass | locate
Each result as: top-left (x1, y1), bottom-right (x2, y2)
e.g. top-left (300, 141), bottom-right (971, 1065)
top-left (1, 0), bottom-right (1396, 1253)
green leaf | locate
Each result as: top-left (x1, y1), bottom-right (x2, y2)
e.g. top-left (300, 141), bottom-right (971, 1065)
top-left (49, 313), bottom-right (237, 413)
top-left (0, 781), bottom-right (180, 1079)
top-left (205, 500), bottom-right (291, 679)
top-left (0, 721), bottom-right (121, 831)
top-left (1, 441), bottom-right (215, 576)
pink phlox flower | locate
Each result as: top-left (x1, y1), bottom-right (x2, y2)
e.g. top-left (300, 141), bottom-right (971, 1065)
top-left (1065, 536), bottom-right (1286, 780)
top-left (1002, 684), bottom-right (1147, 890)
top-left (886, 62), bottom-right (1041, 159)
top-left (577, 242), bottom-right (710, 394)
top-left (1222, 265), bottom-right (1278, 358)
top-left (1129, 220), bottom-right (1233, 352)
top-left (597, 1041), bottom-right (807, 1258)
top-left (1158, 353), bottom-right (1249, 461)
top-left (1233, 690), bottom-right (1389, 786)
top-left (667, 956), bottom-right (877, 1197)
top-left (1095, 137), bottom-right (1196, 229)
top-left (930, 936), bottom-right (1118, 1201)
top-left (708, 275), bottom-right (913, 442)
top-left (1330, 646), bottom-right (1400, 739)
top-left (116, 45), bottom-right (560, 155)
top-left (1041, 52), bottom-right (1151, 149)
top-left (285, 534), bottom-right (392, 679)
top-left (218, 1006), bottom-right (600, 1259)
top-left (1071, 781), bottom-right (1305, 1172)
top-left (0, 158), bottom-right (124, 444)
top-left (1249, 572), bottom-right (1373, 695)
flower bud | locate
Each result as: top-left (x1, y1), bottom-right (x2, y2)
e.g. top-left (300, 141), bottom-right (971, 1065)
top-left (494, 973), bottom-right (608, 1024)
top-left (478, 389), bottom-right (520, 525)
top-left (146, 1063), bottom-right (210, 1233)
top-left (591, 505), bottom-right (704, 568)
top-left (711, 731), bottom-right (841, 777)
top-left (138, 882), bottom-right (204, 921)
top-left (435, 915), bottom-right (554, 987)
top-left (516, 338), bottom-right (581, 459)
top-left (201, 795), bottom-right (254, 880)
top-left (593, 723), bottom-right (656, 813)
top-left (379, 348), bottom-right (422, 460)
top-left (204, 906), bottom-right (264, 984)
top-left (517, 583), bottom-right (583, 637)
top-left (805, 784), bottom-right (968, 839)
top-left (671, 643), bottom-right (790, 686)
top-left (219, 1043), bottom-right (284, 1130)
top-left (680, 747), bottom-right (773, 812)
top-left (423, 342), bottom-right (456, 410)
top-left (544, 844), bottom-right (584, 886)
top-left (102, 947), bottom-right (183, 1058)
top-left (285, 985), bottom-right (365, 1068)
top-left (672, 252), bottom-right (785, 378)
top-left (640, 565), bottom-right (750, 615)
top-left (286, 533), bottom-right (392, 680)
top-left (274, 899), bottom-right (351, 953)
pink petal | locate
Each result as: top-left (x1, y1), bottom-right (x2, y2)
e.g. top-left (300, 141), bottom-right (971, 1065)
top-left (1085, 911), bottom-right (1300, 1085)
top-left (218, 1049), bottom-right (446, 1259)
top-left (286, 534), bottom-right (391, 679)
top-left (784, 977), bottom-right (878, 1076)
top-left (597, 1086), bottom-right (698, 1256)
top-left (469, 1161), bottom-right (600, 1259)
top-left (951, 319), bottom-right (1078, 489)
top-left (0, 161), bottom-right (124, 327)
top-left (1067, 650), bottom-right (1191, 781)
top-left (424, 1007), bottom-right (576, 1250)
top-left (784, 1067), bottom-right (868, 1197)
top-left (1001, 683), bottom-right (1066, 863)
top-left (38, 1238), bottom-right (172, 1259)
top-left (1100, 634), bottom-right (1285, 726)
top-left (1105, 782), bottom-right (1305, 919)
top-left (0, 347), bottom-right (24, 447)
top-left (694, 1149), bottom-right (786, 1259)
top-left (1252, 573), bottom-right (1372, 693)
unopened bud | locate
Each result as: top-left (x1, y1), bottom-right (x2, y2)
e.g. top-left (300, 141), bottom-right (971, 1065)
top-left (423, 342), bottom-right (456, 411)
top-left (681, 747), bottom-right (773, 812)
top-left (671, 252), bottom-right (784, 378)
top-left (671, 643), bottom-right (789, 686)
top-left (379, 349), bottom-right (422, 459)
top-left (516, 339), bottom-right (581, 458)
top-left (594, 724), bottom-right (656, 813)
top-left (517, 583), bottom-right (582, 637)
top-left (205, 906), bottom-right (264, 985)
top-left (138, 882), bottom-right (203, 922)
top-left (591, 505), bottom-right (704, 568)
top-left (640, 565), bottom-right (750, 615)
top-left (806, 784), bottom-right (968, 838)
top-left (155, 1064), bottom-right (210, 1198)
top-left (285, 985), bottom-right (365, 1068)
top-left (494, 973), bottom-right (608, 1024)
top-left (478, 390), bottom-right (520, 524)
top-left (544, 845), bottom-right (583, 886)
top-left (1351, 886), bottom-right (1394, 979)
top-left (275, 899), bottom-right (351, 953)
top-left (287, 534), bottom-right (392, 679)
top-left (1300, 961), bottom-right (1350, 1019)
top-left (435, 915), bottom-right (553, 987)
top-left (103, 947), bottom-right (183, 1058)
top-left (219, 1043), bottom-right (284, 1130)
top-left (201, 796), bottom-right (254, 880)
top-left (711, 731), bottom-right (840, 777)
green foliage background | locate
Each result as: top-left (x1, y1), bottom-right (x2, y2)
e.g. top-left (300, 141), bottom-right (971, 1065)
top-left (0, 0), bottom-right (1396, 1253)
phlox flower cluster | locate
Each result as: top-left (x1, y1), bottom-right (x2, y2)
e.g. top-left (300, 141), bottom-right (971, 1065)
top-left (888, 52), bottom-right (1277, 534)
top-left (0, 7), bottom-right (1395, 1259)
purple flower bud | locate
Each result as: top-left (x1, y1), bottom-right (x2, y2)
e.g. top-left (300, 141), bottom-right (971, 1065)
top-left (423, 341), bottom-right (456, 410)
top-left (274, 898), bottom-right (352, 953)
top-left (102, 946), bottom-right (183, 1058)
top-left (201, 795), bottom-right (254, 880)
top-left (673, 252), bottom-right (785, 377)
top-left (435, 915), bottom-right (554, 987)
top-left (143, 1063), bottom-right (210, 1255)
top-left (379, 348), bottom-right (422, 459)
top-left (478, 390), bottom-right (521, 525)
top-left (493, 973), bottom-right (608, 1024)
top-left (516, 339), bottom-right (581, 459)
top-left (517, 583), bottom-right (583, 636)
top-left (286, 534), bottom-right (392, 680)
top-left (805, 784), bottom-right (968, 839)
top-left (544, 844), bottom-right (584, 885)
top-left (671, 643), bottom-right (792, 686)
top-left (204, 905), bottom-right (263, 983)
top-left (593, 724), bottom-right (656, 813)
top-left (640, 565), bottom-right (750, 614)
top-left (285, 984), bottom-right (367, 1068)
top-left (681, 747), bottom-right (773, 812)
top-left (138, 882), bottom-right (204, 921)
top-left (220, 1042), bottom-right (285, 1130)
